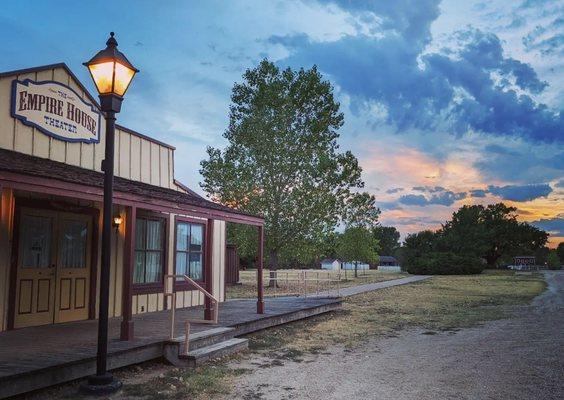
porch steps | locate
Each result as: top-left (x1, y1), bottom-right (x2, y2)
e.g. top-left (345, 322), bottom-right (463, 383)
top-left (168, 326), bottom-right (236, 350)
top-left (163, 326), bottom-right (249, 367)
top-left (179, 338), bottom-right (249, 367)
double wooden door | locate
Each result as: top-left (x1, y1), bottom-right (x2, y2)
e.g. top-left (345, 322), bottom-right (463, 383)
top-left (14, 208), bottom-right (93, 329)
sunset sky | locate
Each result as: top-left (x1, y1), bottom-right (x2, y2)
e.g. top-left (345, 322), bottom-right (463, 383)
top-left (1, 0), bottom-right (562, 246)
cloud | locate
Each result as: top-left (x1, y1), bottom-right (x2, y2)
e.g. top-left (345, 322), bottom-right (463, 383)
top-left (522, 17), bottom-right (564, 56)
top-left (271, 2), bottom-right (562, 143)
top-left (488, 183), bottom-right (553, 201)
top-left (413, 186), bottom-right (447, 193)
top-left (386, 187), bottom-right (404, 194)
top-left (531, 217), bottom-right (564, 236)
top-left (399, 190), bottom-right (467, 206)
top-left (398, 194), bottom-right (428, 206)
top-left (470, 189), bottom-right (488, 197)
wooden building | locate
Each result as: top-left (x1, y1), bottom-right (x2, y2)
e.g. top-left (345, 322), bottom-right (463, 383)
top-left (377, 256), bottom-right (401, 272)
top-left (320, 258), bottom-right (341, 271)
top-left (0, 63), bottom-right (264, 338)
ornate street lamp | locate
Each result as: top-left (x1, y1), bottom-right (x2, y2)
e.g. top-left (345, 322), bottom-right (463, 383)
top-left (81, 32), bottom-right (138, 395)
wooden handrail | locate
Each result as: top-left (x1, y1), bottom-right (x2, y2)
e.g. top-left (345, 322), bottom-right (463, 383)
top-left (164, 274), bottom-right (219, 353)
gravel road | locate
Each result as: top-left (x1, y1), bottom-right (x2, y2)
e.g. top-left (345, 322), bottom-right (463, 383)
top-left (224, 271), bottom-right (564, 400)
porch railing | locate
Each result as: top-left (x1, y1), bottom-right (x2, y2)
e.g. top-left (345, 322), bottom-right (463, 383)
top-left (164, 274), bottom-right (219, 355)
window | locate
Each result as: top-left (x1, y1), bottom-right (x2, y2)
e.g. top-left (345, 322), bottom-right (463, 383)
top-left (134, 216), bottom-right (165, 285)
top-left (175, 221), bottom-right (204, 281)
top-left (21, 215), bottom-right (52, 268)
top-left (59, 219), bottom-right (88, 269)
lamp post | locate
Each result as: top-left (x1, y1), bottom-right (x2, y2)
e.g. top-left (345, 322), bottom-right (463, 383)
top-left (81, 32), bottom-right (138, 395)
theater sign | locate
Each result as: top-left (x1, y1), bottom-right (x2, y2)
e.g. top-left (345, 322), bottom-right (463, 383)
top-left (11, 79), bottom-right (101, 143)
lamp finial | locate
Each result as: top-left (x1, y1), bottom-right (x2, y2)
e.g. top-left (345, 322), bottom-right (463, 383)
top-left (106, 32), bottom-right (117, 47)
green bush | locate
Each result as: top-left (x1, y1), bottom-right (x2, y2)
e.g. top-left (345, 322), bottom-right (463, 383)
top-left (405, 252), bottom-right (485, 275)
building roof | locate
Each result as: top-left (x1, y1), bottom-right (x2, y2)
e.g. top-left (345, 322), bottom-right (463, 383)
top-left (0, 148), bottom-right (261, 221)
top-left (379, 256), bottom-right (398, 262)
top-left (321, 258), bottom-right (340, 264)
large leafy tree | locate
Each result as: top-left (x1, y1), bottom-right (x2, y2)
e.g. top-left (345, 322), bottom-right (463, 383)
top-left (557, 242), bottom-right (564, 265)
top-left (403, 230), bottom-right (438, 265)
top-left (372, 226), bottom-right (400, 256)
top-left (337, 226), bottom-right (379, 277)
top-left (439, 203), bottom-right (548, 267)
top-left (200, 60), bottom-right (368, 283)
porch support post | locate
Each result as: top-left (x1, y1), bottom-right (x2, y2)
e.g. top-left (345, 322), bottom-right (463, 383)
top-left (204, 218), bottom-right (214, 320)
top-left (120, 206), bottom-right (136, 340)
top-left (257, 224), bottom-right (264, 314)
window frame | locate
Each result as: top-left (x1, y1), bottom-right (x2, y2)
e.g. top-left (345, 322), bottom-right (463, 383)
top-left (173, 216), bottom-right (207, 292)
top-left (132, 211), bottom-right (168, 295)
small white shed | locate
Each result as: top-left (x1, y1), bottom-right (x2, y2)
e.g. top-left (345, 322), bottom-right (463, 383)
top-left (321, 258), bottom-right (341, 270)
top-left (342, 261), bottom-right (370, 270)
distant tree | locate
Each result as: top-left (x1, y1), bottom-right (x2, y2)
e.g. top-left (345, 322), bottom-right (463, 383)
top-left (337, 226), bottom-right (379, 277)
top-left (200, 60), bottom-right (367, 286)
top-left (343, 192), bottom-right (381, 229)
top-left (441, 203), bottom-right (548, 267)
top-left (547, 250), bottom-right (561, 269)
top-left (557, 242), bottom-right (564, 265)
top-left (226, 223), bottom-right (257, 268)
top-left (372, 226), bottom-right (400, 256)
top-left (319, 231), bottom-right (340, 261)
top-left (403, 230), bottom-right (438, 262)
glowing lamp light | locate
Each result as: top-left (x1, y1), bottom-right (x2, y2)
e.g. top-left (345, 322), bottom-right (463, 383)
top-left (83, 32), bottom-right (138, 97)
top-left (113, 214), bottom-right (123, 228)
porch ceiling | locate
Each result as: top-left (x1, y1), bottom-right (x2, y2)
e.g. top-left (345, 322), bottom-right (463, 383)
top-left (0, 148), bottom-right (263, 226)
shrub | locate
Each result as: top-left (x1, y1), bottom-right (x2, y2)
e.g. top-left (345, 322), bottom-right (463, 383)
top-left (405, 252), bottom-right (485, 275)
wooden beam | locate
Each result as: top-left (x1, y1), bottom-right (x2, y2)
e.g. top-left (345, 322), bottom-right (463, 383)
top-left (0, 172), bottom-right (264, 226)
top-left (120, 206), bottom-right (136, 340)
top-left (204, 219), bottom-right (214, 320)
top-left (257, 225), bottom-right (264, 314)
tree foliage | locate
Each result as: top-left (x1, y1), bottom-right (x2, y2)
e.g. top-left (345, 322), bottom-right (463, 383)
top-left (440, 203), bottom-right (548, 267)
top-left (372, 226), bottom-right (400, 256)
top-left (547, 250), bottom-right (561, 270)
top-left (403, 203), bottom-right (549, 274)
top-left (200, 60), bottom-right (371, 272)
top-left (557, 242), bottom-right (564, 265)
top-left (337, 226), bottom-right (379, 276)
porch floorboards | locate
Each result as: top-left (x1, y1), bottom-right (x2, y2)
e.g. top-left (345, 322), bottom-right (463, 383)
top-left (0, 296), bottom-right (341, 398)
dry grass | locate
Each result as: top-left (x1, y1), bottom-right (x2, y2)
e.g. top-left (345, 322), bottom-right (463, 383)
top-left (248, 270), bottom-right (546, 352)
top-left (39, 270), bottom-right (545, 400)
top-left (226, 268), bottom-right (407, 299)
top-left (121, 363), bottom-right (249, 400)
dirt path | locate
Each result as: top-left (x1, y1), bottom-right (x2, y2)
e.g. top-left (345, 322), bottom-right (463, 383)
top-left (224, 271), bottom-right (564, 400)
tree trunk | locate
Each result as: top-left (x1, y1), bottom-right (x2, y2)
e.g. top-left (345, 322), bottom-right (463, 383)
top-left (268, 249), bottom-right (279, 288)
top-left (354, 261), bottom-right (358, 278)
top-left (485, 251), bottom-right (501, 268)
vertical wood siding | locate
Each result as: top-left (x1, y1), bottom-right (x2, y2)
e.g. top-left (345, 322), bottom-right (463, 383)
top-left (0, 66), bottom-right (230, 329)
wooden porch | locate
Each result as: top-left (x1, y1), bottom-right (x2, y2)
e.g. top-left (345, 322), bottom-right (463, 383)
top-left (0, 296), bottom-right (341, 399)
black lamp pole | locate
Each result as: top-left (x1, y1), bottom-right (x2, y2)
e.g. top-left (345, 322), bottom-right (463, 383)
top-left (81, 32), bottom-right (136, 395)
top-left (98, 107), bottom-right (117, 378)
top-left (82, 98), bottom-right (121, 394)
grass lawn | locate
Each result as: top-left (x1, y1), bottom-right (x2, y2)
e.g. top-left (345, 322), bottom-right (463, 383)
top-left (225, 268), bottom-right (408, 299)
top-left (115, 270), bottom-right (546, 400)
top-left (248, 270), bottom-right (546, 352)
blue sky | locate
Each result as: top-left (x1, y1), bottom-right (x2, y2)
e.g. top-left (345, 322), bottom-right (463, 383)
top-left (1, 0), bottom-right (562, 245)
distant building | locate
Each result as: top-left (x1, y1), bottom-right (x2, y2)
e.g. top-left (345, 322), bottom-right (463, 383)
top-left (321, 258), bottom-right (341, 270)
top-left (377, 256), bottom-right (401, 272)
top-left (342, 261), bottom-right (370, 270)
top-left (510, 256), bottom-right (537, 271)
